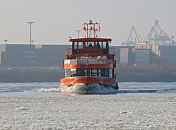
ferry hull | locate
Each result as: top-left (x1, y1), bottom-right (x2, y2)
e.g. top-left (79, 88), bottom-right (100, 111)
top-left (60, 76), bottom-right (118, 94)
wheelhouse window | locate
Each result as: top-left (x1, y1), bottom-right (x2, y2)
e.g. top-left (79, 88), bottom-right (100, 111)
top-left (102, 42), bottom-right (106, 49)
top-left (95, 42), bottom-right (101, 49)
top-left (87, 42), bottom-right (94, 48)
top-left (78, 42), bottom-right (83, 49)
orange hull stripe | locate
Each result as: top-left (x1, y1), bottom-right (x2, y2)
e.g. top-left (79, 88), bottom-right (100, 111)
top-left (60, 77), bottom-right (117, 85)
top-left (64, 64), bottom-right (112, 69)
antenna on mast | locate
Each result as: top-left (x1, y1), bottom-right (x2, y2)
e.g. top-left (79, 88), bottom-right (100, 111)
top-left (76, 30), bottom-right (81, 38)
top-left (83, 20), bottom-right (100, 38)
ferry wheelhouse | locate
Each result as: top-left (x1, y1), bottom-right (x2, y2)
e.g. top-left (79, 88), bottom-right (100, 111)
top-left (60, 21), bottom-right (118, 93)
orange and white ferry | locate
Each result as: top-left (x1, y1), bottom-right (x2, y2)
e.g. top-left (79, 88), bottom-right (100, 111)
top-left (60, 21), bottom-right (118, 94)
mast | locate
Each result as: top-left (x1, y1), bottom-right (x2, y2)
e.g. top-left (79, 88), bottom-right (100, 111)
top-left (83, 20), bottom-right (100, 38)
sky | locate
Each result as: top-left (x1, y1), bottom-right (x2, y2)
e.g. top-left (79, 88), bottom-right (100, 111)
top-left (0, 0), bottom-right (176, 45)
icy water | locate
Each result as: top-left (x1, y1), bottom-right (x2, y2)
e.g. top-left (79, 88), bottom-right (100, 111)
top-left (0, 82), bottom-right (176, 130)
top-left (0, 82), bottom-right (176, 96)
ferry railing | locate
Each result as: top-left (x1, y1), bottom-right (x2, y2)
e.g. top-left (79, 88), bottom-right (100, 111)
top-left (66, 48), bottom-right (103, 56)
top-left (78, 48), bottom-right (103, 55)
top-left (66, 47), bottom-right (115, 56)
top-left (64, 58), bottom-right (113, 65)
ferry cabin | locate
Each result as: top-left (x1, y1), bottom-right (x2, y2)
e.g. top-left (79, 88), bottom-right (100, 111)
top-left (64, 38), bottom-right (116, 79)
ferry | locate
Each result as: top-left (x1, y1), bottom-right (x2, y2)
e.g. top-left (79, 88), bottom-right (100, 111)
top-left (60, 20), bottom-right (118, 94)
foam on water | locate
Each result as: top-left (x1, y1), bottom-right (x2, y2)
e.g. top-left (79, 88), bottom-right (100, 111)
top-left (60, 83), bottom-right (118, 94)
top-left (37, 88), bottom-right (60, 92)
top-left (0, 82), bottom-right (59, 96)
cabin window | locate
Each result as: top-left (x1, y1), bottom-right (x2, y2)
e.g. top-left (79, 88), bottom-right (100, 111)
top-left (65, 69), bottom-right (71, 77)
top-left (93, 42), bottom-right (101, 49)
top-left (76, 42), bottom-right (79, 49)
top-left (72, 42), bottom-right (77, 54)
top-left (106, 41), bottom-right (109, 49)
top-left (105, 69), bottom-right (109, 77)
top-left (70, 69), bottom-right (76, 77)
top-left (83, 42), bottom-right (86, 48)
top-left (100, 42), bottom-right (103, 48)
top-left (97, 69), bottom-right (101, 76)
top-left (87, 69), bottom-right (91, 76)
top-left (109, 69), bottom-right (112, 78)
top-left (91, 69), bottom-right (97, 76)
top-left (72, 42), bottom-right (75, 49)
top-left (77, 68), bottom-right (86, 76)
top-left (73, 42), bottom-right (76, 49)
top-left (103, 42), bottom-right (107, 49)
top-left (79, 42), bottom-right (83, 49)
top-left (65, 68), bottom-right (111, 77)
top-left (101, 68), bottom-right (109, 77)
top-left (84, 42), bottom-right (88, 47)
top-left (70, 59), bottom-right (77, 64)
top-left (65, 69), bottom-right (77, 77)
top-left (76, 68), bottom-right (98, 77)
top-left (87, 42), bottom-right (94, 48)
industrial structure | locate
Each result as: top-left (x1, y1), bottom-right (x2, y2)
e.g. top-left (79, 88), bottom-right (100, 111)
top-left (0, 20), bottom-right (176, 68)
top-left (144, 20), bottom-right (171, 45)
top-left (119, 20), bottom-right (176, 66)
top-left (0, 44), bottom-right (68, 67)
top-left (121, 26), bottom-right (141, 46)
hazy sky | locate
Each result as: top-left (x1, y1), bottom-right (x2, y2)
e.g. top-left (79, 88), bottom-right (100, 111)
top-left (0, 0), bottom-right (175, 44)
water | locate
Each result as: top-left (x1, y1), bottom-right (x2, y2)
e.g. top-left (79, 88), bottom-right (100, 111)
top-left (0, 82), bottom-right (59, 96)
top-left (0, 82), bottom-right (176, 96)
top-left (0, 82), bottom-right (176, 129)
top-left (118, 82), bottom-right (176, 93)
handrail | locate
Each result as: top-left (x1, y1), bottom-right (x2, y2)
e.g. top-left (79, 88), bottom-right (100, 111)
top-left (78, 48), bottom-right (103, 54)
top-left (64, 58), bottom-right (113, 65)
top-left (66, 48), bottom-right (103, 55)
